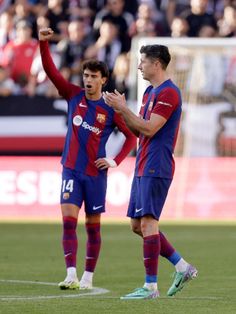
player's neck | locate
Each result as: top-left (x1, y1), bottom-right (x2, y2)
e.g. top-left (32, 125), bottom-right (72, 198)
top-left (151, 73), bottom-right (168, 88)
top-left (85, 91), bottom-right (102, 101)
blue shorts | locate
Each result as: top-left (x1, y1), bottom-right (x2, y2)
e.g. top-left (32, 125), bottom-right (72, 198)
top-left (127, 176), bottom-right (172, 220)
top-left (60, 167), bottom-right (107, 214)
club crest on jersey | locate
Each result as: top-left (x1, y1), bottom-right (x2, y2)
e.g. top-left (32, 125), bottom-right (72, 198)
top-left (96, 113), bottom-right (106, 124)
top-left (63, 192), bottom-right (70, 200)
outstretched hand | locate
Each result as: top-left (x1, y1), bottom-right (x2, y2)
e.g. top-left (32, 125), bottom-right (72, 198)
top-left (38, 28), bottom-right (54, 41)
top-left (103, 89), bottom-right (127, 113)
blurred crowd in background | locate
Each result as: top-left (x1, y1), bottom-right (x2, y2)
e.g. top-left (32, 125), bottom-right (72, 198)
top-left (0, 0), bottom-right (236, 98)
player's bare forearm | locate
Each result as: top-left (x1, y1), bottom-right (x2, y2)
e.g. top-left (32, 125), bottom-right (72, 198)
top-left (119, 107), bottom-right (140, 137)
top-left (103, 90), bottom-right (154, 137)
top-left (119, 106), bottom-right (153, 137)
top-left (116, 112), bottom-right (140, 137)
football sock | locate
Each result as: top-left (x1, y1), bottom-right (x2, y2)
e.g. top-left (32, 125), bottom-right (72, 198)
top-left (80, 270), bottom-right (93, 283)
top-left (85, 223), bottom-right (101, 272)
top-left (67, 267), bottom-right (77, 279)
top-left (175, 258), bottom-right (189, 272)
top-left (62, 216), bottom-right (78, 268)
top-left (160, 231), bottom-right (176, 258)
top-left (143, 282), bottom-right (158, 291)
top-left (143, 234), bottom-right (160, 287)
top-left (160, 231), bottom-right (188, 271)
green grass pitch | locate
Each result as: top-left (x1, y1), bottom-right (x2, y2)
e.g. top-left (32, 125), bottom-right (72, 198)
top-left (0, 222), bottom-right (235, 314)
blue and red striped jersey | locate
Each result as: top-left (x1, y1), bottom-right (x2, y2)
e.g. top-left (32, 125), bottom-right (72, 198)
top-left (40, 41), bottom-right (135, 176)
top-left (135, 79), bottom-right (182, 179)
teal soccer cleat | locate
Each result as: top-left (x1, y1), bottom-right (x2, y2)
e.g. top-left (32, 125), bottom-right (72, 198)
top-left (121, 287), bottom-right (159, 300)
top-left (167, 264), bottom-right (198, 296)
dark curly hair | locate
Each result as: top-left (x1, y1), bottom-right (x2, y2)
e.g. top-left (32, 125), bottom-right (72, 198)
top-left (82, 60), bottom-right (109, 79)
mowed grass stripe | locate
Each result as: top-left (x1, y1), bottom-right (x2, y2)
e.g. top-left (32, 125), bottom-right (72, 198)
top-left (0, 223), bottom-right (235, 314)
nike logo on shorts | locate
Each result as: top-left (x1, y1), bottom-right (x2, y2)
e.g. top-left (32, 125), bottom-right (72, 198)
top-left (135, 208), bottom-right (143, 213)
top-left (93, 205), bottom-right (103, 210)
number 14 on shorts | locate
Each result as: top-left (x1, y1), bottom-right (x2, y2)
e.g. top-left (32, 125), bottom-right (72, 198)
top-left (62, 179), bottom-right (74, 192)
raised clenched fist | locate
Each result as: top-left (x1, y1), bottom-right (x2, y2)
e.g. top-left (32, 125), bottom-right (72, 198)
top-left (38, 28), bottom-right (54, 41)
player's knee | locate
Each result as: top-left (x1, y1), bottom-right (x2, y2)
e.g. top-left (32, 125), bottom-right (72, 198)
top-left (131, 224), bottom-right (142, 236)
top-left (85, 213), bottom-right (101, 224)
top-left (140, 215), bottom-right (159, 237)
top-left (140, 221), bottom-right (149, 235)
top-left (61, 204), bottom-right (80, 219)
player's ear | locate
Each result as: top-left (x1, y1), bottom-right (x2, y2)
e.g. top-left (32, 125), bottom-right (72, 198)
top-left (155, 60), bottom-right (160, 68)
top-left (102, 77), bottom-right (108, 86)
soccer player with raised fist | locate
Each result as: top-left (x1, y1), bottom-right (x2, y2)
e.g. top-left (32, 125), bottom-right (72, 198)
top-left (38, 28), bottom-right (136, 290)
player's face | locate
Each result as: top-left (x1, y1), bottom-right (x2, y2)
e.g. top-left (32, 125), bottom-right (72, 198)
top-left (83, 69), bottom-right (107, 97)
top-left (138, 54), bottom-right (157, 81)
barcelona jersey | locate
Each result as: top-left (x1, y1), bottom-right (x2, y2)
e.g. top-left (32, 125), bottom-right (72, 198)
top-left (40, 41), bottom-right (135, 176)
top-left (135, 79), bottom-right (182, 179)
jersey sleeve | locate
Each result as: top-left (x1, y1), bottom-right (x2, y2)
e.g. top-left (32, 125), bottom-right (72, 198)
top-left (112, 112), bottom-right (136, 165)
top-left (39, 41), bottom-right (81, 100)
top-left (152, 87), bottom-right (179, 119)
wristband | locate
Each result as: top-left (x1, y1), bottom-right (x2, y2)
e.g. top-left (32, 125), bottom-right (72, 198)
top-left (104, 158), bottom-right (117, 168)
